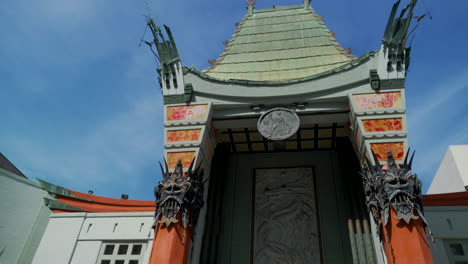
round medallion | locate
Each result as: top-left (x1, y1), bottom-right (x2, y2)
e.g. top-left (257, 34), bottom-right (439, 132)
top-left (257, 108), bottom-right (300, 140)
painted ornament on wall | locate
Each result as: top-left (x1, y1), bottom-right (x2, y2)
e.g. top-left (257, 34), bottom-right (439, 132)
top-left (362, 118), bottom-right (403, 132)
top-left (353, 92), bottom-right (402, 110)
top-left (167, 129), bottom-right (202, 142)
top-left (257, 108), bottom-right (300, 140)
top-left (167, 152), bottom-right (196, 168)
top-left (370, 142), bottom-right (404, 161)
top-left (166, 104), bottom-right (208, 121)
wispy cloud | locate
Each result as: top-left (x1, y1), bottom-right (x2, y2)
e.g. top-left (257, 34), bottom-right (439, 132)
top-left (3, 88), bottom-right (163, 199)
top-left (408, 67), bottom-right (468, 128)
top-left (407, 67), bottom-right (468, 192)
top-left (1, 9), bottom-right (164, 198)
top-left (0, 0), bottom-right (165, 200)
top-left (2, 0), bottom-right (468, 200)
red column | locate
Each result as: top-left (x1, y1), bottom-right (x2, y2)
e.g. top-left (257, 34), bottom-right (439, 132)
top-left (381, 209), bottom-right (433, 264)
top-left (149, 221), bottom-right (191, 264)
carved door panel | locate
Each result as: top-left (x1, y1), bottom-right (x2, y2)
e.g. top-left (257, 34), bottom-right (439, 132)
top-left (253, 167), bottom-right (321, 264)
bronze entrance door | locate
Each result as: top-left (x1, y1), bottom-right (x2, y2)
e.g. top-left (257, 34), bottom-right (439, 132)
top-left (203, 151), bottom-right (354, 264)
top-left (253, 167), bottom-right (321, 263)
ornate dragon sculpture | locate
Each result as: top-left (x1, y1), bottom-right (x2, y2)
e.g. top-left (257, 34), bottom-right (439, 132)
top-left (382, 0), bottom-right (417, 72)
top-left (362, 149), bottom-right (428, 237)
top-left (146, 17), bottom-right (180, 69)
top-left (143, 15), bottom-right (181, 87)
top-left (153, 158), bottom-right (204, 230)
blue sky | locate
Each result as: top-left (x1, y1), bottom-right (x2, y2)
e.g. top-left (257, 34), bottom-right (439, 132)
top-left (1, 0), bottom-right (467, 200)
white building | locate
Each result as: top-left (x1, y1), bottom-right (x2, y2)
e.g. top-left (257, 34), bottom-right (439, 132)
top-left (424, 145), bottom-right (468, 263)
top-left (428, 145), bottom-right (468, 194)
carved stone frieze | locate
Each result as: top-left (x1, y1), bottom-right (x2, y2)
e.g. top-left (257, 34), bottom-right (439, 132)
top-left (254, 168), bottom-right (320, 263)
top-left (362, 149), bottom-right (427, 236)
top-left (257, 108), bottom-right (300, 141)
top-left (153, 158), bottom-right (204, 229)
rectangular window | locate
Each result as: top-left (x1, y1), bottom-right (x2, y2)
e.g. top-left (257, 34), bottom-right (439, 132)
top-left (444, 240), bottom-right (468, 264)
top-left (96, 242), bottom-right (147, 264)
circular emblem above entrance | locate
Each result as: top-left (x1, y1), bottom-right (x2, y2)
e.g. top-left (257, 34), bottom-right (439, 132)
top-left (257, 108), bottom-right (300, 140)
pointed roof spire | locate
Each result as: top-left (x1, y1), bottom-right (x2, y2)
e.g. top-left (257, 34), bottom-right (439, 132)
top-left (304, 0), bottom-right (310, 9)
top-left (246, 0), bottom-right (256, 16)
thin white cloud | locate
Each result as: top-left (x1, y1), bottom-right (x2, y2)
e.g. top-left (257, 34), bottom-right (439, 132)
top-left (406, 67), bottom-right (468, 191)
top-left (2, 47), bottom-right (163, 199)
top-left (5, 90), bottom-right (160, 173)
top-left (0, 0), bottom-right (164, 199)
top-left (408, 67), bottom-right (468, 127)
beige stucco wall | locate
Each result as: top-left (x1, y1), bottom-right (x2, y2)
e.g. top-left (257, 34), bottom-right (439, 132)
top-left (33, 212), bottom-right (155, 264)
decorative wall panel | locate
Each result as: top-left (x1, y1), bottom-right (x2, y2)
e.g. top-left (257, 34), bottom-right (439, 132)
top-left (166, 152), bottom-right (196, 168)
top-left (370, 142), bottom-right (405, 161)
top-left (253, 168), bottom-right (321, 264)
top-left (353, 92), bottom-right (402, 110)
top-left (166, 105), bottom-right (209, 121)
top-left (362, 118), bottom-right (403, 132)
top-left (167, 129), bottom-right (202, 142)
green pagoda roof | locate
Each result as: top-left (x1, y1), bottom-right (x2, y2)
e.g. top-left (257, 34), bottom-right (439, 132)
top-left (202, 5), bottom-right (355, 82)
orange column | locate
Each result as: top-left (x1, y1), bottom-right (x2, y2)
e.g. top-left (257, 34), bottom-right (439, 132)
top-left (381, 209), bottom-right (433, 264)
top-left (149, 221), bottom-right (191, 264)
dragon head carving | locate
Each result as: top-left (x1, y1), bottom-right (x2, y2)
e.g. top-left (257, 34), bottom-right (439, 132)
top-left (362, 149), bottom-right (427, 231)
top-left (153, 158), bottom-right (204, 229)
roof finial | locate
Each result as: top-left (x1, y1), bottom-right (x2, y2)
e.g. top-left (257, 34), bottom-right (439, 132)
top-left (304, 0), bottom-right (310, 9)
top-left (246, 0), bottom-right (256, 16)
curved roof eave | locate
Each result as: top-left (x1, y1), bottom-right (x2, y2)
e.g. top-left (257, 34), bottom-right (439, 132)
top-left (185, 51), bottom-right (375, 87)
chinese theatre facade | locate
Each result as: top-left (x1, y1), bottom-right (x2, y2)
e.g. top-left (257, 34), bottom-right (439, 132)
top-left (27, 1), bottom-right (434, 264)
top-left (147, 0), bottom-right (433, 263)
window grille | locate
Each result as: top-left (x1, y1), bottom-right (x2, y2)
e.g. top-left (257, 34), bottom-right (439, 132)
top-left (444, 239), bottom-right (468, 264)
top-left (96, 242), bottom-right (147, 264)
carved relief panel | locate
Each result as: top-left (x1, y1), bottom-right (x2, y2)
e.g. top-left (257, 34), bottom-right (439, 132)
top-left (253, 167), bottom-right (321, 264)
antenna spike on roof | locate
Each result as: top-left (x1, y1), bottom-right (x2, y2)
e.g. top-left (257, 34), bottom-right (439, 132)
top-left (246, 0), bottom-right (256, 16)
top-left (304, 0), bottom-right (311, 9)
